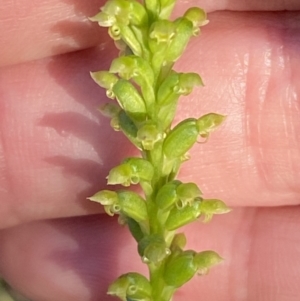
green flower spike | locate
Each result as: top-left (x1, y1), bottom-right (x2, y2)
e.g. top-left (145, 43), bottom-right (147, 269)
top-left (89, 1), bottom-right (229, 300)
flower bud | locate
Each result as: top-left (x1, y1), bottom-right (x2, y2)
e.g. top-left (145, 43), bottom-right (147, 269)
top-left (138, 234), bottom-right (169, 264)
top-left (113, 79), bottom-right (146, 121)
top-left (165, 199), bottom-right (202, 231)
top-left (137, 123), bottom-right (163, 150)
top-left (155, 180), bottom-right (181, 211)
top-left (199, 199), bottom-right (231, 222)
top-left (194, 251), bottom-right (223, 275)
top-left (196, 113), bottom-right (226, 139)
top-left (163, 118), bottom-right (199, 159)
top-left (163, 250), bottom-right (198, 288)
top-left (117, 191), bottom-right (148, 222)
top-left (108, 272), bottom-right (152, 301)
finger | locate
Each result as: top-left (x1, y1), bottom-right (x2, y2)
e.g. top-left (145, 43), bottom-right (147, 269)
top-left (1, 0), bottom-right (300, 66)
top-left (0, 206), bottom-right (300, 301)
top-left (1, 11), bottom-right (300, 229)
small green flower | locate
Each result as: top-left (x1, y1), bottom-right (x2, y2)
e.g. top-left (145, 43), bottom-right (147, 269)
top-left (108, 273), bottom-right (152, 301)
top-left (196, 113), bottom-right (227, 140)
top-left (138, 234), bottom-right (170, 264)
top-left (165, 199), bottom-right (202, 231)
top-left (137, 122), bottom-right (163, 150)
top-left (199, 199), bottom-right (231, 222)
top-left (176, 182), bottom-right (202, 208)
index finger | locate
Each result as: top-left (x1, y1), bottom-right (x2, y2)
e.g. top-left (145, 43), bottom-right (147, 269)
top-left (1, 0), bottom-right (300, 66)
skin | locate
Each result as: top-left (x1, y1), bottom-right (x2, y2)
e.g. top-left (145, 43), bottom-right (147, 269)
top-left (0, 0), bottom-right (300, 300)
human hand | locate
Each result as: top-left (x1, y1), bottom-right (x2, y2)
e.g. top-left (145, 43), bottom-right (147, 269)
top-left (0, 0), bottom-right (300, 300)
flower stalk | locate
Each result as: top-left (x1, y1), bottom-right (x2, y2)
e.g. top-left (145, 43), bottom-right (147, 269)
top-left (88, 0), bottom-right (229, 300)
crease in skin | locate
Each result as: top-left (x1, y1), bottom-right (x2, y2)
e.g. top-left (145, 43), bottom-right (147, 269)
top-left (0, 97), bottom-right (20, 228)
top-left (256, 47), bottom-right (272, 189)
top-left (228, 209), bottom-right (256, 301)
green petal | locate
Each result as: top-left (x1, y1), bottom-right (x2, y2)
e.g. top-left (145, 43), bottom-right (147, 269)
top-left (107, 163), bottom-right (132, 186)
top-left (87, 190), bottom-right (118, 206)
top-left (194, 250), bottom-right (223, 275)
top-left (196, 113), bottom-right (226, 139)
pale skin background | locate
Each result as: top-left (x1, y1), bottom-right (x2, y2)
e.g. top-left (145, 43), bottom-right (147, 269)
top-left (0, 0), bottom-right (300, 300)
